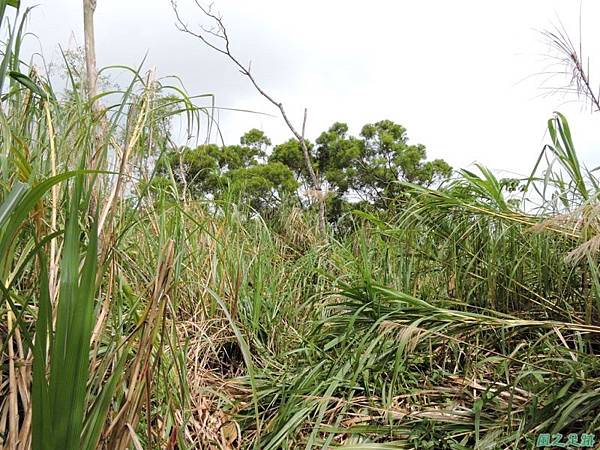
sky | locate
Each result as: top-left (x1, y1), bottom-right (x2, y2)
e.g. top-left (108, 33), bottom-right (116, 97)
top-left (18, 0), bottom-right (600, 177)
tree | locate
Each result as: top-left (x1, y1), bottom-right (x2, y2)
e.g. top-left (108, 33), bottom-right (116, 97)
top-left (315, 122), bottom-right (361, 196)
top-left (268, 120), bottom-right (452, 221)
top-left (219, 129), bottom-right (269, 170)
top-left (226, 161), bottom-right (298, 211)
top-left (160, 120), bottom-right (451, 224)
top-left (269, 138), bottom-right (316, 182)
top-left (168, 143), bottom-right (222, 197)
top-left (160, 129), bottom-right (298, 211)
top-left (314, 120), bottom-right (452, 211)
top-left (356, 120), bottom-right (451, 205)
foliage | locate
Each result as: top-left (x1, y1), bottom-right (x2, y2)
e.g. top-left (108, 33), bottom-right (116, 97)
top-left (162, 129), bottom-right (298, 210)
top-left (4, 3), bottom-right (600, 450)
top-left (128, 113), bottom-right (600, 449)
top-left (317, 120), bottom-right (452, 209)
top-left (166, 120), bottom-right (451, 221)
top-left (226, 161), bottom-right (299, 210)
top-left (0, 5), bottom-right (204, 448)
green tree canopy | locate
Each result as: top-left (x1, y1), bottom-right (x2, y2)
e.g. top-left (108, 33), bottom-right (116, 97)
top-left (159, 121), bottom-right (451, 220)
top-left (226, 161), bottom-right (298, 210)
top-left (269, 138), bottom-right (316, 181)
top-left (160, 129), bottom-right (297, 210)
top-left (316, 119), bottom-right (452, 209)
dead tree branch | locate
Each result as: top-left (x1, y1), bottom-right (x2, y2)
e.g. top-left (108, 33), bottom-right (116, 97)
top-left (171, 0), bottom-right (326, 234)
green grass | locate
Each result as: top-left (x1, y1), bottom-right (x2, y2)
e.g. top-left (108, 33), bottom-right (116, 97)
top-left (2, 2), bottom-right (600, 449)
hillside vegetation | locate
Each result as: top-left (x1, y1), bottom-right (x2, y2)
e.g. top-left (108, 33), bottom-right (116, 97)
top-left (1, 2), bottom-right (600, 449)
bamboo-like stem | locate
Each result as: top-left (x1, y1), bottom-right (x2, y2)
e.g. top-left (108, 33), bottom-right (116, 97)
top-left (6, 310), bottom-right (17, 450)
top-left (83, 0), bottom-right (98, 103)
top-left (98, 72), bottom-right (153, 239)
top-left (44, 102), bottom-right (59, 305)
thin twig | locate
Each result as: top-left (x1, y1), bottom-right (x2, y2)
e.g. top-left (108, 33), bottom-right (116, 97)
top-left (171, 0), bottom-right (326, 233)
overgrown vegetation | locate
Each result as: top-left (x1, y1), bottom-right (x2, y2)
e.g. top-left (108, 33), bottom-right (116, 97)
top-left (2, 1), bottom-right (600, 449)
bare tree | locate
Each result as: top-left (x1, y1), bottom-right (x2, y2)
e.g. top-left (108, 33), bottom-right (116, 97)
top-left (171, 1), bottom-right (326, 234)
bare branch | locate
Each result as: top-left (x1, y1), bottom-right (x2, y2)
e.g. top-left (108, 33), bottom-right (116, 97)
top-left (302, 108), bottom-right (307, 139)
top-left (171, 0), bottom-right (326, 233)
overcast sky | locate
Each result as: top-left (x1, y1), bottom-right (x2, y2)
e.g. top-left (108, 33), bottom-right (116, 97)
top-left (19, 0), bottom-right (600, 176)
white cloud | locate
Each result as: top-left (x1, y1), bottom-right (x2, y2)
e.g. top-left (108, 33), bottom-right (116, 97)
top-left (20, 0), bottom-right (600, 175)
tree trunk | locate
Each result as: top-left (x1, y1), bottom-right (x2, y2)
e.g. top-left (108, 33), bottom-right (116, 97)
top-left (299, 109), bottom-right (325, 234)
top-left (83, 0), bottom-right (98, 103)
top-left (83, 0), bottom-right (103, 219)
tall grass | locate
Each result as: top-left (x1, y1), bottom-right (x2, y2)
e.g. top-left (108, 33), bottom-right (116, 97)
top-left (2, 2), bottom-right (600, 449)
top-left (151, 114), bottom-right (600, 448)
top-left (0, 3), bottom-right (207, 448)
